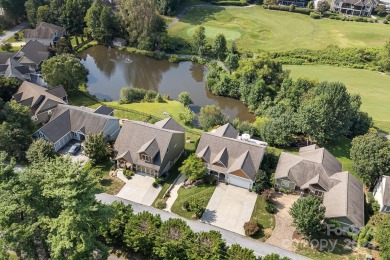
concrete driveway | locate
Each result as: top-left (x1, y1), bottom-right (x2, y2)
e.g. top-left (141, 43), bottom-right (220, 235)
top-left (116, 171), bottom-right (161, 206)
top-left (201, 183), bottom-right (257, 235)
top-left (58, 141), bottom-right (89, 165)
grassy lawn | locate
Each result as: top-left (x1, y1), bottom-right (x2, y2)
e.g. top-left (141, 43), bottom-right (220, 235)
top-left (168, 6), bottom-right (390, 52)
top-left (6, 30), bottom-right (25, 43)
top-left (286, 65), bottom-right (390, 133)
top-left (250, 196), bottom-right (275, 242)
top-left (87, 162), bottom-right (125, 195)
top-left (171, 183), bottom-right (216, 219)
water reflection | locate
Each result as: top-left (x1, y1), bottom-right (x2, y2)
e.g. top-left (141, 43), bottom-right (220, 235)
top-left (78, 45), bottom-right (255, 122)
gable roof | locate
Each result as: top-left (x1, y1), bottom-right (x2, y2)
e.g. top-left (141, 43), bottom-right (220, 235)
top-left (14, 81), bottom-right (65, 115)
top-left (37, 104), bottom-right (117, 143)
top-left (323, 172), bottom-right (365, 227)
top-left (46, 85), bottom-right (67, 99)
top-left (0, 52), bottom-right (15, 64)
top-left (94, 105), bottom-right (114, 116)
top-left (196, 124), bottom-right (266, 181)
top-left (154, 117), bottom-right (185, 132)
top-left (275, 145), bottom-right (343, 191)
top-left (13, 41), bottom-right (50, 65)
top-left (114, 118), bottom-right (185, 171)
top-left (211, 123), bottom-right (239, 139)
top-left (0, 58), bottom-right (31, 81)
top-left (24, 22), bottom-right (66, 40)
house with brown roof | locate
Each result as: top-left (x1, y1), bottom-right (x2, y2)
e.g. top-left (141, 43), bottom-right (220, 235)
top-left (275, 145), bottom-right (365, 228)
top-left (195, 123), bottom-right (267, 190)
top-left (373, 175), bottom-right (390, 213)
top-left (24, 22), bottom-right (66, 46)
top-left (13, 81), bottom-right (67, 124)
top-left (34, 104), bottom-right (120, 152)
top-left (330, 0), bottom-right (379, 16)
top-left (113, 118), bottom-right (185, 177)
top-left (13, 40), bottom-right (51, 70)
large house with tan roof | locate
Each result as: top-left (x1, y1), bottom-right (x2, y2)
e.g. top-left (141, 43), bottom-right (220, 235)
top-left (195, 123), bottom-right (267, 190)
top-left (275, 145), bottom-right (365, 228)
top-left (114, 118), bottom-right (185, 177)
top-left (35, 104), bottom-right (120, 152)
top-left (13, 81), bottom-right (67, 124)
top-left (24, 22), bottom-right (66, 46)
top-left (330, 0), bottom-right (379, 16)
top-left (373, 175), bottom-right (390, 213)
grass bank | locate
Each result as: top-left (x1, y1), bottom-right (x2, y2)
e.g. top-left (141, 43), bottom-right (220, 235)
top-left (168, 5), bottom-right (390, 52)
top-left (286, 65), bottom-right (390, 133)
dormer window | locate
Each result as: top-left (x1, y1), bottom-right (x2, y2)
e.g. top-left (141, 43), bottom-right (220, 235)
top-left (141, 154), bottom-right (151, 162)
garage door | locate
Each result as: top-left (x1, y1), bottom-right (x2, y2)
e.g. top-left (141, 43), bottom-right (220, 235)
top-left (227, 175), bottom-right (252, 189)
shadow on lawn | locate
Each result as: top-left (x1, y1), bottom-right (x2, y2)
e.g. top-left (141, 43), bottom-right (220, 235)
top-left (181, 6), bottom-right (225, 25)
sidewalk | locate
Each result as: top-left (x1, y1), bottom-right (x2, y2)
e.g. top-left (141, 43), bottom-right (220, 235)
top-left (0, 22), bottom-right (28, 44)
top-left (165, 174), bottom-right (187, 211)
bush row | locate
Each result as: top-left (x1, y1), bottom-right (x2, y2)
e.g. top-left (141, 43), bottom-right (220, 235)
top-left (265, 5), bottom-right (312, 15)
top-left (212, 0), bottom-right (248, 5)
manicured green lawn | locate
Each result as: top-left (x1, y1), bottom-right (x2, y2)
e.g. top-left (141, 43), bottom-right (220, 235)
top-left (6, 30), bottom-right (25, 43)
top-left (86, 162), bottom-right (125, 195)
top-left (171, 183), bottom-right (216, 219)
top-left (286, 65), bottom-right (390, 133)
top-left (168, 6), bottom-right (390, 52)
top-left (250, 196), bottom-right (275, 242)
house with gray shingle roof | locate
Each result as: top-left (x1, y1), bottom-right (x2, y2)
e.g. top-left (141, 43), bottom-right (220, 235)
top-left (275, 145), bottom-right (365, 228)
top-left (330, 0), bottom-right (379, 16)
top-left (113, 118), bottom-right (185, 177)
top-left (34, 104), bottom-right (120, 152)
top-left (24, 22), bottom-right (66, 46)
top-left (13, 81), bottom-right (67, 124)
top-left (195, 123), bottom-right (266, 190)
top-left (13, 40), bottom-right (51, 70)
top-left (374, 175), bottom-right (390, 214)
top-left (0, 58), bottom-right (32, 82)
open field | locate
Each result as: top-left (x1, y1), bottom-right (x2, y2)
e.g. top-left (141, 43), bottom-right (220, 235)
top-left (168, 5), bottom-right (390, 51)
top-left (286, 65), bottom-right (390, 133)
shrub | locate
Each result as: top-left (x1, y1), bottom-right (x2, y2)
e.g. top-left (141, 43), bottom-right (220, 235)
top-left (156, 93), bottom-right (164, 103)
top-left (386, 14), bottom-right (390, 21)
top-left (289, 4), bottom-right (295, 12)
top-left (153, 178), bottom-right (163, 188)
top-left (168, 54), bottom-right (180, 63)
top-left (120, 87), bottom-right (147, 104)
top-left (188, 197), bottom-right (205, 219)
top-left (155, 199), bottom-right (167, 209)
top-left (310, 12), bottom-right (321, 19)
top-left (144, 90), bottom-right (157, 102)
top-left (90, 168), bottom-right (105, 180)
top-left (265, 201), bottom-right (277, 214)
top-left (123, 170), bottom-right (134, 179)
top-left (1, 43), bottom-right (12, 52)
top-left (384, 20), bottom-right (389, 24)
top-left (14, 32), bottom-right (20, 41)
top-left (183, 201), bottom-right (190, 211)
top-left (244, 220), bottom-right (260, 236)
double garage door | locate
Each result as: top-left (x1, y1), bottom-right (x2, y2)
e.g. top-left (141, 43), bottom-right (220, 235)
top-left (226, 174), bottom-right (253, 190)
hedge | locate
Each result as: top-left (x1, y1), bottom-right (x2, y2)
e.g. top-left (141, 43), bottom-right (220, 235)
top-left (212, 0), bottom-right (248, 5)
top-left (265, 5), bottom-right (312, 15)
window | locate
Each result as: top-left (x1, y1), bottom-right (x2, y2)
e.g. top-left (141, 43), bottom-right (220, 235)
top-left (384, 206), bottom-right (390, 212)
top-left (281, 180), bottom-right (290, 188)
top-left (314, 190), bottom-right (324, 197)
top-left (141, 154), bottom-right (150, 162)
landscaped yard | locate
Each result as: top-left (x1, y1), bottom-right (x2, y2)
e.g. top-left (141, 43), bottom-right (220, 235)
top-left (168, 5), bottom-right (390, 52)
top-left (287, 65), bottom-right (390, 133)
top-left (171, 183), bottom-right (216, 219)
top-left (86, 162), bottom-right (125, 195)
top-left (251, 196), bottom-right (275, 241)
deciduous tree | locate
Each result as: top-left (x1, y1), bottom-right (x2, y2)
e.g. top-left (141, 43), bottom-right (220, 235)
top-left (26, 139), bottom-right (55, 163)
top-left (375, 214), bottom-right (390, 260)
top-left (224, 53), bottom-right (239, 73)
top-left (42, 54), bottom-right (88, 92)
top-left (198, 105), bottom-right (229, 131)
top-left (213, 33), bottom-right (227, 60)
top-left (289, 196), bottom-right (325, 239)
top-left (0, 76), bottom-right (20, 102)
top-left (227, 244), bottom-right (256, 260)
top-left (178, 91), bottom-right (193, 106)
top-left (179, 107), bottom-right (195, 125)
top-left (85, 0), bottom-right (116, 44)
top-left (179, 154), bottom-right (207, 181)
top-left (193, 25), bottom-right (206, 56)
top-left (187, 230), bottom-right (227, 259)
top-left (317, 0), bottom-right (330, 14)
top-left (83, 132), bottom-right (111, 166)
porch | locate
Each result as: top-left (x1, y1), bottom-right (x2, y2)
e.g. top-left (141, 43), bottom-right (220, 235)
top-left (117, 160), bottom-right (158, 177)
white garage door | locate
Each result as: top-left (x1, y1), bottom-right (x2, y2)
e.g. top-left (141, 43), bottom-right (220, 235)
top-left (227, 175), bottom-right (252, 190)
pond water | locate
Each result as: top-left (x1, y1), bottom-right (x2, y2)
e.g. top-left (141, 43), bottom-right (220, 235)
top-left (78, 45), bottom-right (254, 122)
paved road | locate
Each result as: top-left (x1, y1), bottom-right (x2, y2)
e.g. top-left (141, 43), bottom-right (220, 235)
top-left (0, 22), bottom-right (28, 44)
top-left (96, 193), bottom-right (309, 260)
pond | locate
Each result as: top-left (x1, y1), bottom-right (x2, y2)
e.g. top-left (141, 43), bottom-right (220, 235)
top-left (78, 45), bottom-right (255, 122)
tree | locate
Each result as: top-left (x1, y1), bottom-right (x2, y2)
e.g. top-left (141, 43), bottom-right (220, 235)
top-left (105, 201), bottom-right (133, 246)
top-left (379, 41), bottom-right (390, 72)
top-left (1, 42), bottom-right (11, 52)
top-left (213, 33), bottom-right (227, 60)
top-left (198, 105), bottom-right (229, 131)
top-left (56, 38), bottom-right (72, 54)
top-left (41, 54), bottom-right (88, 92)
top-left (85, 0), bottom-right (116, 44)
top-left (187, 230), bottom-right (226, 260)
top-left (260, 114), bottom-right (295, 146)
top-left (230, 40), bottom-right (238, 55)
top-left (375, 214), bottom-right (390, 260)
top-left (36, 4), bottom-right (51, 22)
top-left (26, 139), bottom-right (55, 163)
top-left (317, 0), bottom-right (330, 14)
top-left (252, 170), bottom-right (269, 194)
top-left (297, 81), bottom-right (353, 143)
top-left (83, 132), bottom-right (110, 166)
top-left (157, 0), bottom-right (182, 15)
top-left (178, 91), bottom-right (193, 106)
top-left (124, 211), bottom-right (161, 254)
top-left (261, 254), bottom-right (291, 260)
top-left (227, 244), bottom-right (256, 260)
top-left (118, 0), bottom-right (166, 50)
top-left (0, 100), bottom-right (34, 159)
top-left (243, 220), bottom-right (260, 237)
top-left (25, 0), bottom-right (45, 25)
top-left (0, 76), bottom-right (20, 102)
top-left (375, 4), bottom-right (387, 15)
top-left (263, 0), bottom-right (278, 5)
top-left (179, 107), bottom-right (195, 125)
top-left (350, 131), bottom-right (390, 187)
top-left (289, 196), bottom-right (325, 239)
top-left (0, 0), bottom-right (27, 24)
top-left (59, 0), bottom-right (91, 34)
top-left (225, 53), bottom-right (239, 73)
top-left (193, 25), bottom-right (206, 56)
top-left (153, 218), bottom-right (192, 259)
top-left (179, 154), bottom-right (207, 181)
top-left (348, 94), bottom-right (372, 138)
